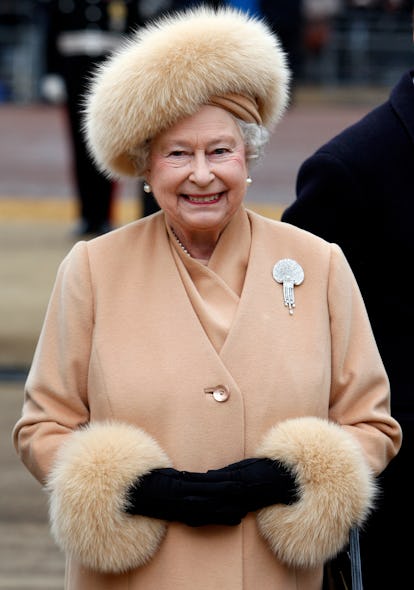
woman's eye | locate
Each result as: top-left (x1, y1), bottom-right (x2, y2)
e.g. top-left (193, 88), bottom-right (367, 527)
top-left (169, 150), bottom-right (186, 157)
top-left (212, 147), bottom-right (229, 155)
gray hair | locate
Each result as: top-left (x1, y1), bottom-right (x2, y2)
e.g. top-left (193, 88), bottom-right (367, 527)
top-left (236, 119), bottom-right (270, 164)
top-left (131, 118), bottom-right (270, 176)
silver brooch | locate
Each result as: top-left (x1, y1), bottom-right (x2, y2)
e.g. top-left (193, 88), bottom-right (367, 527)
top-left (272, 259), bottom-right (304, 315)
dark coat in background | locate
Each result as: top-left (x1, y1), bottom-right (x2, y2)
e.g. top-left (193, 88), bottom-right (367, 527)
top-left (260, 0), bottom-right (303, 79)
top-left (41, 0), bottom-right (181, 232)
top-left (282, 69), bottom-right (414, 589)
top-left (41, 0), bottom-right (142, 233)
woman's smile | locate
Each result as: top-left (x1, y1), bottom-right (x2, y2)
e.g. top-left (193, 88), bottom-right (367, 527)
top-left (182, 193), bottom-right (223, 204)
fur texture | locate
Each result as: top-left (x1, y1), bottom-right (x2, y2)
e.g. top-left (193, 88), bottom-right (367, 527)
top-left (46, 421), bottom-right (172, 573)
top-left (255, 417), bottom-right (376, 568)
top-left (84, 6), bottom-right (290, 178)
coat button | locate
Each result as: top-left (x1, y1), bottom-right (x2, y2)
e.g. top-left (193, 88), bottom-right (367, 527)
top-left (204, 385), bottom-right (230, 402)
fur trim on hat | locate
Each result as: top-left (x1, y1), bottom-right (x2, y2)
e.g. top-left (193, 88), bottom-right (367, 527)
top-left (84, 6), bottom-right (290, 178)
top-left (255, 417), bottom-right (377, 568)
top-left (46, 421), bottom-right (172, 573)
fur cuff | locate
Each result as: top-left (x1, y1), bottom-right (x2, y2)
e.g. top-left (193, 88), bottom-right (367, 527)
top-left (46, 421), bottom-right (172, 573)
top-left (256, 417), bottom-right (376, 568)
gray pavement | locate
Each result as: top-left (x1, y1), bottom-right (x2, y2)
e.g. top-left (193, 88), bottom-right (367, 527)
top-left (0, 85), bottom-right (389, 587)
top-left (0, 381), bottom-right (65, 589)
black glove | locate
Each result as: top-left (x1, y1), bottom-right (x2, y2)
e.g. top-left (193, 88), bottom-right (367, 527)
top-left (124, 467), bottom-right (248, 527)
top-left (199, 458), bottom-right (299, 512)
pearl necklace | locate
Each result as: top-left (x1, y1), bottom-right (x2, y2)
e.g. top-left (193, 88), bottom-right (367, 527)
top-left (171, 227), bottom-right (191, 256)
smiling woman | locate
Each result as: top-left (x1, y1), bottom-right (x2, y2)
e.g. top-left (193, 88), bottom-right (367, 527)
top-left (146, 105), bottom-right (249, 261)
top-left (12, 6), bottom-right (401, 590)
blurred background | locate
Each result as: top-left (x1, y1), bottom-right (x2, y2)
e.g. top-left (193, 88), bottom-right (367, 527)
top-left (1, 0), bottom-right (413, 103)
top-left (1, 1), bottom-right (413, 588)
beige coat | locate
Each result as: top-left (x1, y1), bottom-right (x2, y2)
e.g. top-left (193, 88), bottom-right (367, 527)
top-left (13, 208), bottom-right (401, 590)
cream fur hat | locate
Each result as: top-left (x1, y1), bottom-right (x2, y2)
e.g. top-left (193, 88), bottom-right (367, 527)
top-left (84, 5), bottom-right (291, 178)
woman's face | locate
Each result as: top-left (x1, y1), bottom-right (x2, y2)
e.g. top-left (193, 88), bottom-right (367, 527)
top-left (146, 105), bottom-right (249, 242)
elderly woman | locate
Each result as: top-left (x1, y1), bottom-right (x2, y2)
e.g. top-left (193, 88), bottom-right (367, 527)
top-left (13, 6), bottom-right (401, 590)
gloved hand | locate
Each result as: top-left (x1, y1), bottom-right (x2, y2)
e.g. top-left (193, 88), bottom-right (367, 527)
top-left (124, 459), bottom-right (298, 526)
top-left (124, 467), bottom-right (248, 527)
top-left (200, 458), bottom-right (299, 512)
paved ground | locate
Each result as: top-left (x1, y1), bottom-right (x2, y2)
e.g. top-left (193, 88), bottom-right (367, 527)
top-left (0, 85), bottom-right (388, 588)
top-left (0, 380), bottom-right (66, 589)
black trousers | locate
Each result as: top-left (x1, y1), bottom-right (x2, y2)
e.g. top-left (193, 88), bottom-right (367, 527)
top-left (60, 55), bottom-right (160, 229)
top-left (61, 55), bottom-right (116, 230)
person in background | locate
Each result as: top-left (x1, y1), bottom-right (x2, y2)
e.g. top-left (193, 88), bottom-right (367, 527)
top-left (40, 0), bottom-right (166, 236)
top-left (13, 6), bottom-right (401, 589)
top-left (281, 7), bottom-right (413, 587)
top-left (260, 0), bottom-right (304, 93)
top-left (225, 0), bottom-right (304, 100)
top-left (301, 0), bottom-right (342, 66)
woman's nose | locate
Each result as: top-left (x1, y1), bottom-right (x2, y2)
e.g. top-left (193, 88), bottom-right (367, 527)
top-left (188, 153), bottom-right (214, 185)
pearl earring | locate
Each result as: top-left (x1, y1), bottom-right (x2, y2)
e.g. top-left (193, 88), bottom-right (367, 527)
top-left (246, 176), bottom-right (252, 185)
top-left (143, 182), bottom-right (152, 194)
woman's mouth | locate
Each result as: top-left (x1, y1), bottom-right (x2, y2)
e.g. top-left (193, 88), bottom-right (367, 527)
top-left (183, 193), bottom-right (222, 204)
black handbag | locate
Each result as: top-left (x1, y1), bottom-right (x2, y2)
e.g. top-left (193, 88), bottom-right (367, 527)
top-left (323, 528), bottom-right (363, 590)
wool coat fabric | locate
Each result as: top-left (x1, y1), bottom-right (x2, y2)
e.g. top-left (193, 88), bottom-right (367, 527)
top-left (282, 70), bottom-right (414, 588)
top-left (13, 208), bottom-right (401, 590)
